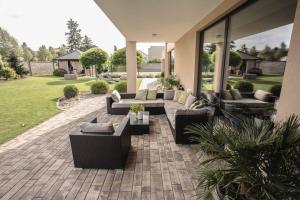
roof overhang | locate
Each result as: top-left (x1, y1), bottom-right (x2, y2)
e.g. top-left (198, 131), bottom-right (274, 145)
top-left (94, 0), bottom-right (223, 42)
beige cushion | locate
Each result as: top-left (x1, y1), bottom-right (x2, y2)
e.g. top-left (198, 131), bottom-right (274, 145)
top-left (178, 91), bottom-right (189, 104)
top-left (135, 89), bottom-right (148, 100)
top-left (112, 99), bottom-right (164, 108)
top-left (185, 94), bottom-right (197, 108)
top-left (175, 108), bottom-right (208, 116)
top-left (147, 90), bottom-right (157, 100)
top-left (230, 89), bottom-right (242, 100)
top-left (222, 90), bottom-right (233, 100)
top-left (173, 90), bottom-right (182, 101)
top-left (254, 90), bottom-right (272, 102)
top-left (80, 122), bottom-right (114, 134)
top-left (111, 90), bottom-right (121, 102)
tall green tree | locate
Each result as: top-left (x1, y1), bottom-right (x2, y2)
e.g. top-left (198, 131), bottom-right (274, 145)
top-left (81, 35), bottom-right (96, 51)
top-left (274, 42), bottom-right (288, 61)
top-left (65, 18), bottom-right (82, 51)
top-left (49, 46), bottom-right (57, 59)
top-left (258, 45), bottom-right (275, 61)
top-left (7, 51), bottom-right (27, 76)
top-left (36, 45), bottom-right (52, 61)
top-left (249, 46), bottom-right (258, 57)
top-left (80, 48), bottom-right (109, 75)
top-left (0, 27), bottom-right (20, 61)
top-left (21, 42), bottom-right (34, 62)
top-left (111, 48), bottom-right (144, 67)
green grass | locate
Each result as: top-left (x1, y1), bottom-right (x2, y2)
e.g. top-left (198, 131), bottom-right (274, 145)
top-left (0, 76), bottom-right (141, 144)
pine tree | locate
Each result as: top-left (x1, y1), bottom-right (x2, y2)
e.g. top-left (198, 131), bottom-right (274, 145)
top-left (80, 35), bottom-right (96, 51)
top-left (65, 19), bottom-right (82, 52)
top-left (7, 51), bottom-right (27, 76)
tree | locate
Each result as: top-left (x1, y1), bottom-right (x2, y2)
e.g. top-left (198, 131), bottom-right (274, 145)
top-left (0, 55), bottom-right (4, 70)
top-left (201, 51), bottom-right (211, 73)
top-left (81, 35), bottom-right (96, 51)
top-left (111, 48), bottom-right (144, 66)
top-left (7, 51), bottom-right (27, 76)
top-left (230, 41), bottom-right (236, 50)
top-left (65, 19), bottom-right (82, 51)
top-left (274, 42), bottom-right (288, 61)
top-left (249, 46), bottom-right (258, 57)
top-left (80, 48), bottom-right (109, 75)
top-left (0, 27), bottom-right (21, 61)
top-left (239, 44), bottom-right (248, 53)
top-left (21, 42), bottom-right (33, 62)
top-left (211, 50), bottom-right (242, 68)
top-left (258, 45), bottom-right (275, 61)
top-left (204, 44), bottom-right (216, 54)
top-left (36, 45), bottom-right (52, 61)
top-left (57, 44), bottom-right (68, 57)
top-left (49, 46), bottom-right (57, 59)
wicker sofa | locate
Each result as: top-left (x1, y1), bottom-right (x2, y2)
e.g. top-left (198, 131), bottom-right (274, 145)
top-left (69, 116), bottom-right (131, 169)
top-left (106, 92), bottom-right (214, 144)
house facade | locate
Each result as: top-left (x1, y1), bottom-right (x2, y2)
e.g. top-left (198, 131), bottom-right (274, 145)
top-left (95, 0), bottom-right (300, 121)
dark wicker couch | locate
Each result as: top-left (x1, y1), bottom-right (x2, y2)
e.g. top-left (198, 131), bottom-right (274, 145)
top-left (69, 117), bottom-right (131, 169)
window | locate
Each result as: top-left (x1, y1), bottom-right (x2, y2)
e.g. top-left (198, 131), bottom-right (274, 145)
top-left (198, 0), bottom-right (298, 98)
top-left (169, 50), bottom-right (175, 75)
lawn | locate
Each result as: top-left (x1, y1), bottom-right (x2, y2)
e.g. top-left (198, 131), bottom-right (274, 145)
top-left (0, 76), bottom-right (141, 145)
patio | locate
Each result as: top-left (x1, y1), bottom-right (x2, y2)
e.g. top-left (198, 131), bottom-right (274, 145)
top-left (0, 105), bottom-right (200, 200)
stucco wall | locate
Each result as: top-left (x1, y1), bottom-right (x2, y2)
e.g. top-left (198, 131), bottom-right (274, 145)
top-left (258, 61), bottom-right (286, 75)
top-left (276, 0), bottom-right (300, 121)
top-left (23, 62), bottom-right (55, 76)
top-left (173, 0), bottom-right (246, 94)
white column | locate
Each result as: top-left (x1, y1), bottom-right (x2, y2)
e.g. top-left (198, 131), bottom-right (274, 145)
top-left (164, 43), bottom-right (169, 77)
top-left (126, 41), bottom-right (137, 93)
top-left (213, 42), bottom-right (224, 93)
top-left (276, 0), bottom-right (300, 121)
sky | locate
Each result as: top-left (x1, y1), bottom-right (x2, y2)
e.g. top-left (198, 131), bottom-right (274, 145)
top-left (0, 0), bottom-right (163, 54)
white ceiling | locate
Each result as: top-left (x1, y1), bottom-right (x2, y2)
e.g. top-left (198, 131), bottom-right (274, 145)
top-left (94, 0), bottom-right (223, 42)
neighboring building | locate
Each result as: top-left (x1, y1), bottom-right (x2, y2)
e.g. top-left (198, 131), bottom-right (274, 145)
top-left (53, 50), bottom-right (83, 74)
top-left (95, 0), bottom-right (300, 120)
top-left (237, 50), bottom-right (261, 74)
top-left (148, 46), bottom-right (164, 61)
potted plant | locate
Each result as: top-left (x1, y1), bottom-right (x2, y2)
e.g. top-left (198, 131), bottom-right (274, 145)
top-left (160, 75), bottom-right (180, 98)
top-left (185, 115), bottom-right (300, 200)
top-left (129, 104), bottom-right (144, 122)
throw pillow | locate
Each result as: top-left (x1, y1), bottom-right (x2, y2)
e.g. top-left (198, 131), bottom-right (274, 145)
top-left (147, 90), bottom-right (157, 100)
top-left (111, 90), bottom-right (121, 102)
top-left (80, 122), bottom-right (114, 134)
top-left (178, 91), bottom-right (189, 104)
top-left (222, 90), bottom-right (233, 100)
top-left (173, 90), bottom-right (182, 101)
top-left (230, 89), bottom-right (242, 100)
top-left (164, 90), bottom-right (175, 100)
top-left (254, 90), bottom-right (272, 102)
top-left (185, 94), bottom-right (197, 108)
top-left (135, 89), bottom-right (148, 100)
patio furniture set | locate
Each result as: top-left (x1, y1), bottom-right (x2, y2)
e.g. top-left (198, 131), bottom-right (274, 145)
top-left (69, 88), bottom-right (275, 169)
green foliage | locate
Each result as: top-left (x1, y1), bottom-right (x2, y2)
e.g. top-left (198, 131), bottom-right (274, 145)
top-left (249, 46), bottom-right (258, 56)
top-left (57, 44), bottom-right (68, 57)
top-left (201, 51), bottom-right (211, 72)
top-left (65, 18), bottom-right (82, 51)
top-left (258, 43), bottom-right (288, 61)
top-left (53, 68), bottom-right (67, 77)
top-left (148, 58), bottom-right (161, 63)
top-left (130, 104), bottom-right (143, 114)
top-left (36, 45), bottom-right (52, 61)
top-left (7, 51), bottom-right (28, 76)
top-left (0, 55), bottom-right (4, 70)
top-left (211, 51), bottom-right (242, 68)
top-left (80, 48), bottom-right (109, 74)
top-left (111, 48), bottom-right (144, 66)
top-left (0, 27), bottom-right (20, 61)
top-left (234, 80), bottom-right (254, 92)
top-left (21, 42), bottom-right (34, 62)
top-left (80, 35), bottom-right (96, 51)
top-left (185, 115), bottom-right (300, 199)
top-left (114, 81), bottom-right (127, 93)
top-left (160, 75), bottom-right (179, 90)
top-left (0, 66), bottom-right (16, 79)
top-left (63, 85), bottom-right (79, 99)
top-left (270, 84), bottom-right (282, 97)
top-left (90, 80), bottom-right (109, 94)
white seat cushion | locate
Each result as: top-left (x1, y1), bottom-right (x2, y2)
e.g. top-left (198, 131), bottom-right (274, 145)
top-left (112, 98), bottom-right (164, 108)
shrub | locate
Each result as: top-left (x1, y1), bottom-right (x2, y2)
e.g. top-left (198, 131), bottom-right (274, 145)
top-left (248, 67), bottom-right (262, 76)
top-left (114, 81), bottom-right (127, 93)
top-left (0, 66), bottom-right (16, 79)
top-left (270, 84), bottom-right (282, 97)
top-left (63, 85), bottom-right (79, 99)
top-left (53, 68), bottom-right (67, 77)
top-left (91, 80), bottom-right (109, 94)
top-left (80, 48), bottom-right (109, 74)
top-left (226, 83), bottom-right (232, 90)
top-left (234, 80), bottom-right (254, 92)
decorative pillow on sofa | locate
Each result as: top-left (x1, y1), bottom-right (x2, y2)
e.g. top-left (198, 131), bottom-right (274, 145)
top-left (147, 90), bottom-right (157, 100)
top-left (173, 90), bottom-right (182, 101)
top-left (230, 89), bottom-right (242, 100)
top-left (111, 90), bottom-right (121, 102)
top-left (135, 89), bottom-right (148, 100)
top-left (185, 94), bottom-right (197, 108)
top-left (178, 91), bottom-right (189, 104)
top-left (254, 90), bottom-right (272, 102)
top-left (80, 122), bottom-right (114, 134)
top-left (222, 90), bottom-right (233, 100)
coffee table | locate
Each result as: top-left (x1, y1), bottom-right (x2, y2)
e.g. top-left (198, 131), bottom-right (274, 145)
top-left (128, 111), bottom-right (150, 135)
